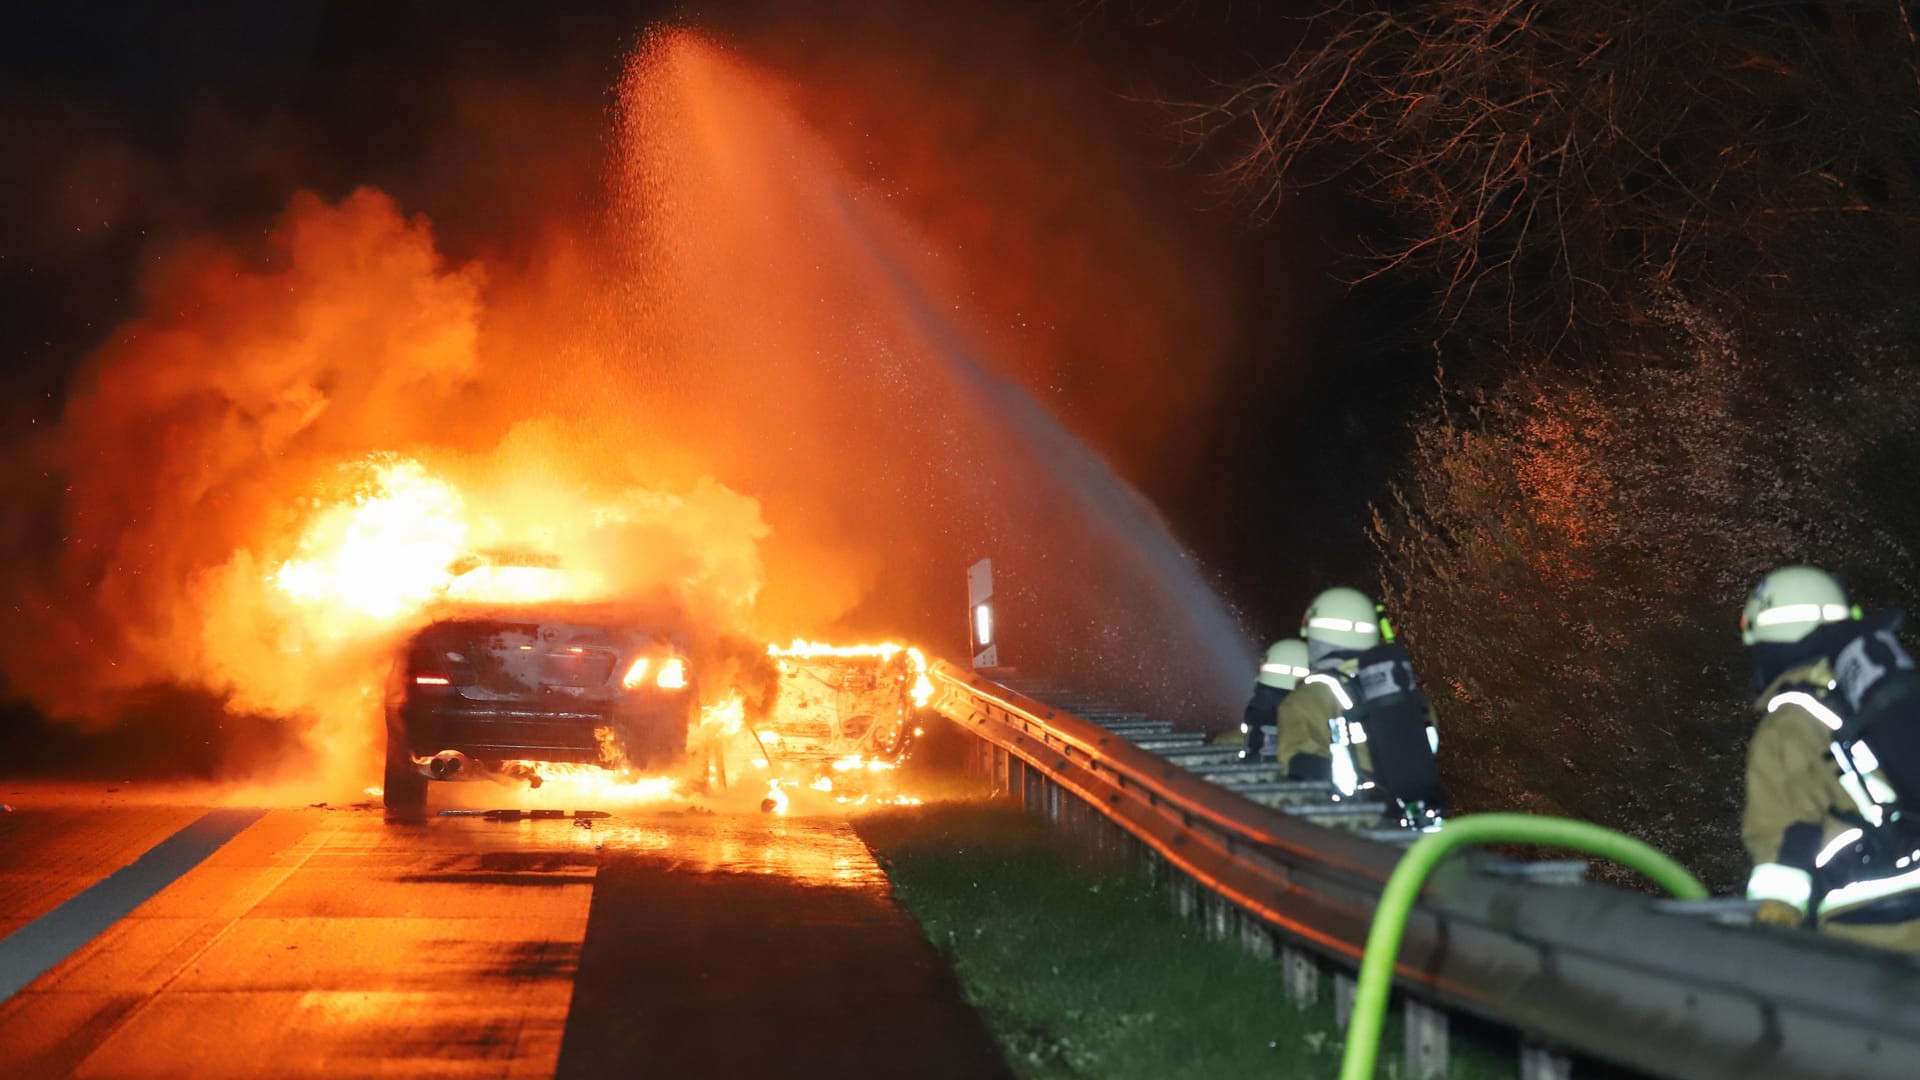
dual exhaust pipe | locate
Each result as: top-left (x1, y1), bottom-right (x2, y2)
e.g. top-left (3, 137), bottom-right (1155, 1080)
top-left (419, 751), bottom-right (545, 789)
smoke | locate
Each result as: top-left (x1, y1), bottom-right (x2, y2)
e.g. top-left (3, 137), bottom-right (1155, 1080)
top-left (31, 189), bottom-right (483, 709)
top-left (3, 19), bottom-right (1248, 790)
top-left (0, 186), bottom-right (773, 786)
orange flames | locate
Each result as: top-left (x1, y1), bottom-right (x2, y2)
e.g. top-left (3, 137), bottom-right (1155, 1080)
top-left (511, 764), bottom-right (681, 807)
top-left (268, 455), bottom-right (618, 635)
top-left (742, 637), bottom-right (933, 812)
top-left (767, 639), bottom-right (934, 708)
top-left (271, 459), bottom-right (467, 623)
top-left (5, 24), bottom-right (1238, 795)
top-left (764, 778), bottom-right (792, 815)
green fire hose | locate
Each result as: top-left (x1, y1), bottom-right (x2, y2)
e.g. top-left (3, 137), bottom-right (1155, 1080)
top-left (1339, 813), bottom-right (1709, 1080)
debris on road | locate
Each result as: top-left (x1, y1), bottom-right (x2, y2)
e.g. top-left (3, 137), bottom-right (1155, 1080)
top-left (436, 808), bottom-right (613, 821)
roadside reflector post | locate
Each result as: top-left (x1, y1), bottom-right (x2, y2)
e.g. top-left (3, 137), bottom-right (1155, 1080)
top-left (967, 558), bottom-right (998, 669)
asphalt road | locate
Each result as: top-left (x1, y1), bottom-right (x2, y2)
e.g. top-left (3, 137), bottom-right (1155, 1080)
top-left (0, 784), bottom-right (1010, 1079)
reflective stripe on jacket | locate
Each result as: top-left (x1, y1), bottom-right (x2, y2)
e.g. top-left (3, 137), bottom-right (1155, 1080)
top-left (1275, 671), bottom-right (1373, 776)
top-left (1743, 660), bottom-right (1920, 920)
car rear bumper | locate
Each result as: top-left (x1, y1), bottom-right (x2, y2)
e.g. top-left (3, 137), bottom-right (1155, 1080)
top-left (395, 698), bottom-right (689, 765)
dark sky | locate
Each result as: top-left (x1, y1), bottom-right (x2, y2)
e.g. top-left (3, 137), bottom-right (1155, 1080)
top-left (0, 0), bottom-right (1433, 651)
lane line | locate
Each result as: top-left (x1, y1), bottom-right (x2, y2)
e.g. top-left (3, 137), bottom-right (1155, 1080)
top-left (0, 808), bottom-right (265, 1003)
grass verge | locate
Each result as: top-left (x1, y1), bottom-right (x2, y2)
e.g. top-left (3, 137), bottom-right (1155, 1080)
top-left (855, 799), bottom-right (1512, 1079)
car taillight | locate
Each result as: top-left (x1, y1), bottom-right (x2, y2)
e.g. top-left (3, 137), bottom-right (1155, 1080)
top-left (656, 657), bottom-right (688, 690)
top-left (621, 657), bottom-right (651, 689)
top-left (414, 675), bottom-right (451, 686)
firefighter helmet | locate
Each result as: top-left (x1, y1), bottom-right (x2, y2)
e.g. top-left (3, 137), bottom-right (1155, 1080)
top-left (1301, 587), bottom-right (1383, 650)
top-left (1257, 638), bottom-right (1310, 689)
top-left (1741, 565), bottom-right (1856, 646)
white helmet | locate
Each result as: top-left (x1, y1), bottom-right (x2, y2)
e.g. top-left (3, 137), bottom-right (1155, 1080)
top-left (1301, 587), bottom-right (1382, 650)
top-left (1741, 566), bottom-right (1855, 645)
top-left (1257, 638), bottom-right (1310, 689)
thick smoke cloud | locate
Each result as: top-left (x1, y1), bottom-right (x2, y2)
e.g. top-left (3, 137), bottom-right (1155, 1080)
top-left (8, 188), bottom-right (773, 784)
top-left (29, 190), bottom-right (485, 711)
top-left (2, 19), bottom-right (1250, 788)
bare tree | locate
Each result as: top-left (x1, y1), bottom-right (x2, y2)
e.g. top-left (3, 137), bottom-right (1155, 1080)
top-left (1195, 0), bottom-right (1920, 348)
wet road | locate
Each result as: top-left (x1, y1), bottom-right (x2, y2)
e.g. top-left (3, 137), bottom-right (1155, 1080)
top-left (0, 786), bottom-right (1009, 1078)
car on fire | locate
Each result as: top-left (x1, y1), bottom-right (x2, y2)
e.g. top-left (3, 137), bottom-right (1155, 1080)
top-left (747, 642), bottom-right (931, 808)
top-left (381, 556), bottom-right (698, 813)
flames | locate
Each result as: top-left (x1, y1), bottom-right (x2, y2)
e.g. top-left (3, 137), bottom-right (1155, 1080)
top-left (701, 695), bottom-right (747, 736)
top-left (268, 455), bottom-right (615, 636)
top-left (768, 639), bottom-right (934, 708)
top-left (5, 25), bottom-right (1237, 800)
top-left (764, 778), bottom-right (791, 815)
top-left (510, 764), bottom-right (681, 807)
top-left (272, 459), bottom-right (467, 623)
top-left (742, 638), bottom-right (933, 813)
top-left (248, 456), bottom-right (934, 813)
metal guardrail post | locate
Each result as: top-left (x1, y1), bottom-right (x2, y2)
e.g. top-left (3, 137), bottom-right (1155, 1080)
top-left (1241, 914), bottom-right (1275, 960)
top-left (1521, 1041), bottom-right (1573, 1080)
top-left (1281, 946), bottom-right (1319, 1007)
top-left (1171, 870), bottom-right (1198, 920)
top-left (1208, 893), bottom-right (1228, 941)
top-left (1333, 971), bottom-right (1356, 1031)
top-left (1404, 997), bottom-right (1449, 1080)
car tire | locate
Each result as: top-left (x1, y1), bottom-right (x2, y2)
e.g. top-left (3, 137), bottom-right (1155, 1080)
top-left (384, 738), bottom-right (427, 814)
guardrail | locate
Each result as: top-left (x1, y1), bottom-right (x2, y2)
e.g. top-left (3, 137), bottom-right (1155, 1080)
top-left (925, 661), bottom-right (1920, 1080)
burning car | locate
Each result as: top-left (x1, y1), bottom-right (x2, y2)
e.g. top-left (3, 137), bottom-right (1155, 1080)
top-left (744, 641), bottom-right (933, 809)
top-left (380, 555), bottom-right (698, 812)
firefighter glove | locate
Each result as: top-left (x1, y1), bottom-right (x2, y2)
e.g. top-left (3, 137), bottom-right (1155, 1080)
top-left (1754, 899), bottom-right (1805, 928)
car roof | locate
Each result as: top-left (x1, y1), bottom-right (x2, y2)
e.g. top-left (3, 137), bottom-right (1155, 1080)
top-left (412, 600), bottom-right (690, 648)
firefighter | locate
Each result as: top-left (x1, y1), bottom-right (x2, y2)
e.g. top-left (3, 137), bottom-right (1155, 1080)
top-left (1275, 588), bottom-right (1379, 782)
top-left (1241, 639), bottom-right (1308, 762)
top-left (1276, 587), bottom-right (1445, 825)
top-left (1741, 566), bottom-right (1920, 951)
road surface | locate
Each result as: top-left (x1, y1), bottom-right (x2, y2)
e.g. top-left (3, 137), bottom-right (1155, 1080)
top-left (0, 784), bottom-right (1009, 1079)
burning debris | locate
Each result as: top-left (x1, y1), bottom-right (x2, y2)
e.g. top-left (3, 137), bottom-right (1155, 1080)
top-left (762, 778), bottom-right (791, 815)
top-left (503, 764), bottom-right (681, 808)
top-left (437, 808), bottom-right (612, 821)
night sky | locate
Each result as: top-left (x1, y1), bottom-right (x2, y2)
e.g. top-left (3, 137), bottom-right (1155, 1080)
top-left (0, 1), bottom-right (1434, 664)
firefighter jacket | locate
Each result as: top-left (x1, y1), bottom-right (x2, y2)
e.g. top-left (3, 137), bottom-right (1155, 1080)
top-left (1277, 658), bottom-right (1444, 805)
top-left (1744, 660), bottom-right (1920, 924)
top-left (1276, 668), bottom-right (1365, 779)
